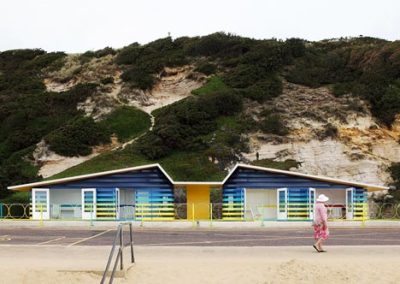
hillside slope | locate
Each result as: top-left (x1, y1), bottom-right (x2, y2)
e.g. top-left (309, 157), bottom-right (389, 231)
top-left (1, 34), bottom-right (400, 199)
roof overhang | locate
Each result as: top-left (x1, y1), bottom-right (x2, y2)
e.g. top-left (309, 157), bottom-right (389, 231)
top-left (7, 163), bottom-right (389, 192)
top-left (223, 164), bottom-right (389, 192)
top-left (7, 164), bottom-right (174, 191)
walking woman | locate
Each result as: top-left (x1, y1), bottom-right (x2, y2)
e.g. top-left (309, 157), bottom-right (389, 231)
top-left (313, 194), bottom-right (329, 252)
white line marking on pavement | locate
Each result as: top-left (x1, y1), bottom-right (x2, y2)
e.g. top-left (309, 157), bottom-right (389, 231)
top-left (0, 235), bottom-right (11, 241)
top-left (68, 229), bottom-right (113, 247)
top-left (36, 236), bottom-right (65, 245)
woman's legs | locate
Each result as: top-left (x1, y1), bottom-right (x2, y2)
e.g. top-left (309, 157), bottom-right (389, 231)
top-left (316, 238), bottom-right (324, 251)
top-left (314, 238), bottom-right (324, 251)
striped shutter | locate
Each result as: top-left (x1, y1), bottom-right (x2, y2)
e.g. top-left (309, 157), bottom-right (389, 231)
top-left (135, 189), bottom-right (174, 221)
top-left (96, 188), bottom-right (118, 220)
top-left (353, 188), bottom-right (367, 220)
top-left (222, 188), bottom-right (244, 220)
top-left (287, 188), bottom-right (309, 220)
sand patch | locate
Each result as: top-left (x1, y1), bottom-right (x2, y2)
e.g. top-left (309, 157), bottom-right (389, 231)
top-left (0, 245), bottom-right (398, 284)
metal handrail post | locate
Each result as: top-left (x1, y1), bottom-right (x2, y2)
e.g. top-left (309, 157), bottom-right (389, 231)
top-left (110, 249), bottom-right (121, 284)
top-left (100, 228), bottom-right (121, 284)
top-left (119, 225), bottom-right (124, 270)
top-left (129, 223), bottom-right (135, 263)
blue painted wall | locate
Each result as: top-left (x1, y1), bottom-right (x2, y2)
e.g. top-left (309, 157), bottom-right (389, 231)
top-left (223, 168), bottom-right (366, 190)
top-left (47, 168), bottom-right (173, 190)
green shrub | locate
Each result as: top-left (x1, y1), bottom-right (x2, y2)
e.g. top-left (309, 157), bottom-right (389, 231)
top-left (0, 192), bottom-right (30, 203)
top-left (136, 132), bottom-right (170, 160)
top-left (101, 77), bottom-right (114, 85)
top-left (194, 62), bottom-right (217, 75)
top-left (184, 32), bottom-right (251, 59)
top-left (389, 163), bottom-right (400, 201)
top-left (100, 106), bottom-right (151, 142)
top-left (46, 116), bottom-right (110, 157)
top-left (25, 52), bottom-right (66, 70)
top-left (317, 123), bottom-right (338, 140)
top-left (332, 82), bottom-right (353, 96)
top-left (223, 64), bottom-right (270, 88)
top-left (259, 114), bottom-right (288, 136)
top-left (251, 158), bottom-right (300, 170)
top-left (138, 90), bottom-right (243, 159)
top-left (79, 47), bottom-right (116, 63)
top-left (241, 76), bottom-right (283, 102)
top-left (283, 38), bottom-right (306, 59)
top-left (121, 67), bottom-right (156, 90)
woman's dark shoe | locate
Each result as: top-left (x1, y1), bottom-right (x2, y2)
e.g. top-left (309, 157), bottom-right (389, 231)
top-left (313, 244), bottom-right (321, 252)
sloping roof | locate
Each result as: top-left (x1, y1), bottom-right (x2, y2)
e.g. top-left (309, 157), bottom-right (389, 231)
top-left (8, 163), bottom-right (389, 191)
top-left (222, 164), bottom-right (388, 191)
top-left (7, 164), bottom-right (174, 191)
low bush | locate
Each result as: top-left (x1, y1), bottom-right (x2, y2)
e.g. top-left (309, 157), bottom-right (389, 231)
top-left (46, 116), bottom-right (110, 157)
top-left (120, 66), bottom-right (156, 90)
top-left (194, 62), bottom-right (217, 75)
top-left (101, 76), bottom-right (114, 85)
top-left (259, 114), bottom-right (288, 136)
top-left (241, 76), bottom-right (283, 103)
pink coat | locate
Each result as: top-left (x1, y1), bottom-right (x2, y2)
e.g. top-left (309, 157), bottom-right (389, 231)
top-left (314, 202), bottom-right (328, 226)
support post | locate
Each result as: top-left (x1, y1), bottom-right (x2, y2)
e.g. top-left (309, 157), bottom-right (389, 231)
top-left (361, 202), bottom-right (366, 228)
top-left (192, 203), bottom-right (195, 228)
top-left (140, 204), bottom-right (144, 227)
top-left (129, 223), bottom-right (135, 263)
top-left (261, 206), bottom-right (265, 227)
top-left (90, 203), bottom-right (94, 227)
top-left (119, 226), bottom-right (124, 270)
top-left (39, 204), bottom-right (44, 227)
top-left (0, 203), bottom-right (3, 219)
top-left (210, 203), bottom-right (213, 228)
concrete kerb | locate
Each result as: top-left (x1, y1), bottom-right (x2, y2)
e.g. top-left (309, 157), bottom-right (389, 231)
top-left (2, 220), bottom-right (400, 229)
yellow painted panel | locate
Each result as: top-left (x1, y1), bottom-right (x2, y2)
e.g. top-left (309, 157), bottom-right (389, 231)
top-left (186, 185), bottom-right (210, 220)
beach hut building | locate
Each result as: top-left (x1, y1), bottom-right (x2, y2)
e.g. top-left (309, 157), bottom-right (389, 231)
top-left (221, 164), bottom-right (387, 221)
top-left (7, 164), bottom-right (175, 221)
top-left (7, 163), bottom-right (387, 221)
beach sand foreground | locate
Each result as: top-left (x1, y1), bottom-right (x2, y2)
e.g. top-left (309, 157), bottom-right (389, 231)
top-left (0, 245), bottom-right (399, 283)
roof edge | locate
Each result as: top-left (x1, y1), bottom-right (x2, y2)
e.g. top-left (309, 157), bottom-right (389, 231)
top-left (7, 163), bottom-right (170, 190)
top-left (227, 164), bottom-right (389, 191)
top-left (7, 163), bottom-right (389, 191)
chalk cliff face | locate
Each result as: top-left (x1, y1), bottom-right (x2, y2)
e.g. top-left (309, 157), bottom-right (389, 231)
top-left (243, 82), bottom-right (400, 186)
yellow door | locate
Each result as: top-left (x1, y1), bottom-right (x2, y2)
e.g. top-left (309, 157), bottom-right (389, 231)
top-left (186, 185), bottom-right (210, 220)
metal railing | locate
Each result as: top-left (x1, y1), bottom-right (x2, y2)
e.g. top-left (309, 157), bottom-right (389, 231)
top-left (3, 202), bottom-right (400, 221)
top-left (100, 222), bottom-right (135, 284)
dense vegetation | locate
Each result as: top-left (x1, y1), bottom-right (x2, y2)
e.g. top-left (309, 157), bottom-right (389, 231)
top-left (1, 34), bottom-right (400, 200)
top-left (286, 38), bottom-right (400, 125)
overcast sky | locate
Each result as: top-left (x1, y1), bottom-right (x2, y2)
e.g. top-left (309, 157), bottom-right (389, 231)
top-left (1, 0), bottom-right (399, 53)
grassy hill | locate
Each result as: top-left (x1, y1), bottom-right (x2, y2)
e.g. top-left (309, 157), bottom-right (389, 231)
top-left (1, 33), bottom-right (400, 200)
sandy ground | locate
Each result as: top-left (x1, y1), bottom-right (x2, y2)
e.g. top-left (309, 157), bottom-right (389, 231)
top-left (0, 245), bottom-right (399, 284)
